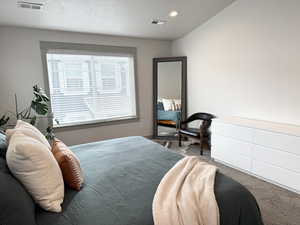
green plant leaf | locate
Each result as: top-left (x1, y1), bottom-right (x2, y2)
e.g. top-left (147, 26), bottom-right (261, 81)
top-left (33, 85), bottom-right (41, 93)
top-left (55, 118), bottom-right (60, 125)
top-left (31, 101), bottom-right (48, 115)
top-left (33, 91), bottom-right (49, 102)
top-left (0, 115), bottom-right (10, 127)
top-left (30, 116), bottom-right (37, 125)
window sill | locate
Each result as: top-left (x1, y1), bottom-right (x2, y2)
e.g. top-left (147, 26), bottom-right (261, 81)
top-left (53, 116), bottom-right (138, 131)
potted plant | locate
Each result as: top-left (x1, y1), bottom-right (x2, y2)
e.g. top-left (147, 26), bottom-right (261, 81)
top-left (0, 85), bottom-right (58, 141)
top-left (16, 85), bottom-right (50, 125)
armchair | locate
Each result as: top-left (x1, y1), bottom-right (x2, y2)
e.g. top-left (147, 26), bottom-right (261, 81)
top-left (178, 112), bottom-right (216, 155)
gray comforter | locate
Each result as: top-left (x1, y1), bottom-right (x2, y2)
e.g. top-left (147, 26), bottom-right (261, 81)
top-left (36, 136), bottom-right (264, 225)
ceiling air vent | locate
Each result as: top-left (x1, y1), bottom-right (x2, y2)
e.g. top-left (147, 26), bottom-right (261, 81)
top-left (151, 19), bottom-right (167, 25)
top-left (17, 1), bottom-right (44, 10)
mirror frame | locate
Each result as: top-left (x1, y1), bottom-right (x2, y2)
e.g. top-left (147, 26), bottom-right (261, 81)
top-left (153, 56), bottom-right (187, 139)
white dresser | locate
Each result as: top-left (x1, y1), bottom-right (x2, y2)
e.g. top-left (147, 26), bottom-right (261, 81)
top-left (211, 117), bottom-right (300, 194)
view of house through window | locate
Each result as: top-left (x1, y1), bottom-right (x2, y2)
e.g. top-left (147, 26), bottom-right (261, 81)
top-left (46, 52), bottom-right (137, 127)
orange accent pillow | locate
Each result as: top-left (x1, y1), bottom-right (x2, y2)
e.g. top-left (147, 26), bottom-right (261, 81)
top-left (51, 139), bottom-right (84, 191)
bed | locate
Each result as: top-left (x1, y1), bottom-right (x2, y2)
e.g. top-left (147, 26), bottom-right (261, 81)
top-left (157, 102), bottom-right (181, 127)
top-left (35, 136), bottom-right (264, 225)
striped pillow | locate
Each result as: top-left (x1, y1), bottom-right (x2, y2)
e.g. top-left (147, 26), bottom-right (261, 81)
top-left (51, 139), bottom-right (84, 191)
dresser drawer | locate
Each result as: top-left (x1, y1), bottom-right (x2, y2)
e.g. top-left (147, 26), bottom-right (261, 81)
top-left (212, 122), bottom-right (253, 143)
top-left (212, 134), bottom-right (253, 157)
top-left (252, 145), bottom-right (300, 173)
top-left (253, 130), bottom-right (300, 156)
top-left (212, 135), bottom-right (252, 171)
top-left (252, 160), bottom-right (300, 192)
top-left (213, 149), bottom-right (252, 172)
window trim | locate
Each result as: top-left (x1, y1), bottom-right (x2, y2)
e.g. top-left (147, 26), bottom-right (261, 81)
top-left (40, 41), bottom-right (139, 129)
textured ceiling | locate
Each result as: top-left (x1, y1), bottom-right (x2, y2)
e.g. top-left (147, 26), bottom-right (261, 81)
top-left (0, 0), bottom-right (235, 40)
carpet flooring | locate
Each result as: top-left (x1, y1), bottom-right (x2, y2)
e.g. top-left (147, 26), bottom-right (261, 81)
top-left (155, 140), bottom-right (300, 225)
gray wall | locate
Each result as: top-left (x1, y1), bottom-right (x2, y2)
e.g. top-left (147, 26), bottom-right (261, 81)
top-left (172, 0), bottom-right (300, 125)
top-left (0, 26), bottom-right (171, 145)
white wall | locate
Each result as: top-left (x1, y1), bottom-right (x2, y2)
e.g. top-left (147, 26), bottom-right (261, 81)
top-left (172, 0), bottom-right (300, 125)
top-left (0, 26), bottom-right (171, 145)
top-left (158, 61), bottom-right (181, 99)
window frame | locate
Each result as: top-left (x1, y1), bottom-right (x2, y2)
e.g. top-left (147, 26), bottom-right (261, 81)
top-left (40, 41), bottom-right (139, 129)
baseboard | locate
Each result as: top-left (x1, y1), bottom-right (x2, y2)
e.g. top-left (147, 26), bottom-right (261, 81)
top-left (143, 135), bottom-right (153, 139)
top-left (213, 158), bottom-right (300, 195)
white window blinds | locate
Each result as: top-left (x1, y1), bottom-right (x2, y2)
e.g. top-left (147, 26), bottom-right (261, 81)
top-left (45, 51), bottom-right (137, 127)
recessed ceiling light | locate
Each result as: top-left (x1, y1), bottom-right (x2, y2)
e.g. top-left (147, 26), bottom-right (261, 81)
top-left (169, 11), bottom-right (179, 17)
top-left (151, 19), bottom-right (167, 25)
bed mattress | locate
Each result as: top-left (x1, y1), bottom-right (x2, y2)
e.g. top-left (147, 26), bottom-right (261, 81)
top-left (36, 136), bottom-right (264, 225)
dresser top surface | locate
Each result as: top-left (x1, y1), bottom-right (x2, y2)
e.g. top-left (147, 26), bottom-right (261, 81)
top-left (214, 116), bottom-right (300, 137)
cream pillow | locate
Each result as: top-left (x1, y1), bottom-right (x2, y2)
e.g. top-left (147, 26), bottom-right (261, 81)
top-left (173, 99), bottom-right (181, 111)
top-left (6, 132), bottom-right (64, 212)
top-left (6, 120), bottom-right (51, 149)
top-left (162, 98), bottom-right (174, 111)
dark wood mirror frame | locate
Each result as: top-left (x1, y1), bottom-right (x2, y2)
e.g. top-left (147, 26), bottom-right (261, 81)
top-left (153, 56), bottom-right (187, 139)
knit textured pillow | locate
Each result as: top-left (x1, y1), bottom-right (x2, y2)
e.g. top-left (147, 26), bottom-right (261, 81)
top-left (52, 139), bottom-right (84, 191)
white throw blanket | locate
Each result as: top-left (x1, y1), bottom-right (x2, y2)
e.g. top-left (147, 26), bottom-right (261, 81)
top-left (153, 156), bottom-right (219, 225)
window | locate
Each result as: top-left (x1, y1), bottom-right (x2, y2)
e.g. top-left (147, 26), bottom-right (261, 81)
top-left (95, 59), bottom-right (123, 93)
top-left (48, 55), bottom-right (91, 95)
top-left (42, 43), bottom-right (137, 128)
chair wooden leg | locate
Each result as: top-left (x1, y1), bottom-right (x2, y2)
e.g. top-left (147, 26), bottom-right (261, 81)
top-left (179, 134), bottom-right (182, 147)
top-left (200, 140), bottom-right (204, 155)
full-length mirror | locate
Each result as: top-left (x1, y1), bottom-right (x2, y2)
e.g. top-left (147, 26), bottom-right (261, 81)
top-left (153, 57), bottom-right (187, 139)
